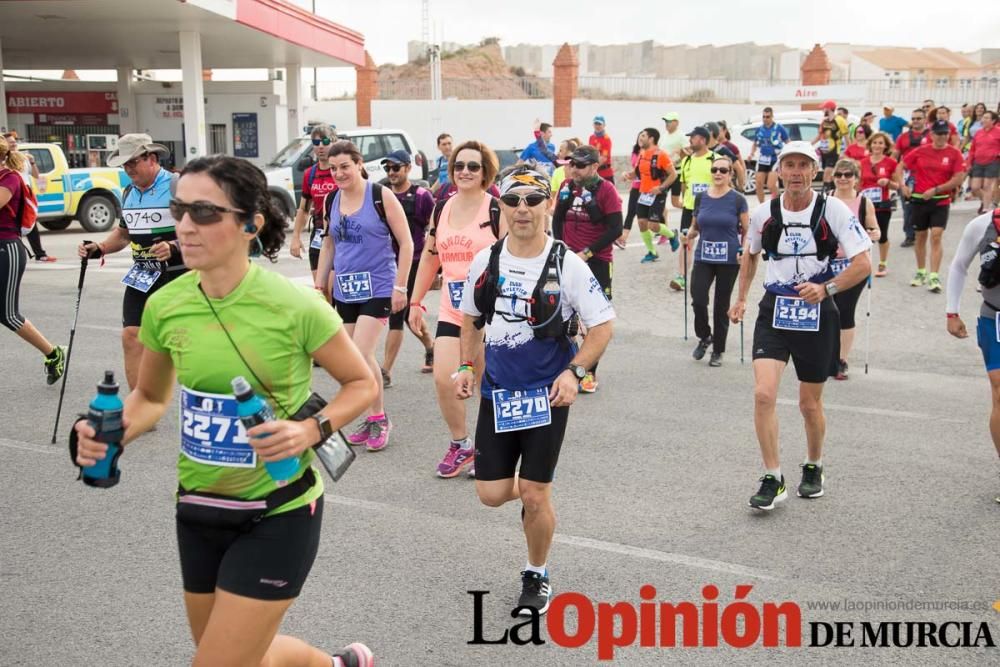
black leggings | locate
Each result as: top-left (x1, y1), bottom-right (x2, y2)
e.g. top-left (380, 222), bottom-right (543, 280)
top-left (834, 279), bottom-right (866, 330)
top-left (623, 187), bottom-right (639, 230)
top-left (690, 262), bottom-right (739, 353)
top-left (874, 208), bottom-right (892, 245)
top-left (0, 239), bottom-right (27, 331)
top-left (24, 226), bottom-right (47, 258)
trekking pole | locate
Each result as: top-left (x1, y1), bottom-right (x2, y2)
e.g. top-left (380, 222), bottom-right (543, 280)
top-left (51, 242), bottom-right (92, 444)
top-left (864, 252), bottom-right (873, 375)
top-left (682, 239), bottom-right (689, 341)
top-left (740, 319), bottom-right (745, 365)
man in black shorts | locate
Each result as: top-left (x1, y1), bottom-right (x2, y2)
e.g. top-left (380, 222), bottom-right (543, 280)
top-left (455, 166), bottom-right (615, 615)
top-left (728, 141), bottom-right (872, 511)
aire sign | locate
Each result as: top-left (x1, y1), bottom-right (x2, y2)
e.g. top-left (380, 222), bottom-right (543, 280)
top-left (749, 85), bottom-right (866, 104)
top-left (5, 92), bottom-right (118, 114)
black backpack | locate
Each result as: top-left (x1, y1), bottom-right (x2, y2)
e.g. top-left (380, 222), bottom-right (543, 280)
top-left (760, 193), bottom-right (840, 262)
top-left (553, 179), bottom-right (605, 223)
top-left (977, 209), bottom-right (1000, 290)
top-left (425, 195), bottom-right (502, 254)
top-left (635, 151), bottom-right (667, 182)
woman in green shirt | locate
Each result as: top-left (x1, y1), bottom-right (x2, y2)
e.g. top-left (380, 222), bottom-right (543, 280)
top-left (74, 156), bottom-right (377, 667)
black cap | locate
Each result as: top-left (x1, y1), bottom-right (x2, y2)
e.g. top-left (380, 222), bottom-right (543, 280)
top-left (686, 126), bottom-right (711, 141)
top-left (931, 120), bottom-right (951, 134)
top-left (569, 145), bottom-right (600, 165)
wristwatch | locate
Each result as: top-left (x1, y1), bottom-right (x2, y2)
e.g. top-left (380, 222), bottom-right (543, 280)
top-left (825, 281), bottom-right (839, 297)
top-left (567, 363), bottom-right (587, 380)
top-left (311, 413), bottom-right (334, 441)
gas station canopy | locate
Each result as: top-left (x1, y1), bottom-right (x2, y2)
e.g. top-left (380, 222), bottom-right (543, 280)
top-left (0, 0), bottom-right (366, 69)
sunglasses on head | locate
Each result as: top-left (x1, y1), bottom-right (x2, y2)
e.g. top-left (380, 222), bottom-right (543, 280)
top-left (710, 167), bottom-right (730, 174)
top-left (833, 171), bottom-right (855, 179)
top-left (453, 161), bottom-right (482, 173)
top-left (312, 136), bottom-right (333, 146)
top-left (170, 199), bottom-right (247, 224)
top-left (382, 163), bottom-right (405, 173)
top-left (499, 193), bottom-right (548, 208)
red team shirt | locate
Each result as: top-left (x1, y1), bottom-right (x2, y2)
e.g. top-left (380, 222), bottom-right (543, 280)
top-left (589, 133), bottom-right (614, 179)
top-left (301, 165), bottom-right (338, 225)
top-left (901, 144), bottom-right (966, 206)
top-left (859, 155), bottom-right (898, 206)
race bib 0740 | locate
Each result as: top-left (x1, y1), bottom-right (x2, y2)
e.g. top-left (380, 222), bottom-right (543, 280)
top-left (179, 387), bottom-right (255, 468)
top-left (492, 387), bottom-right (552, 433)
top-left (772, 296), bottom-right (821, 332)
top-left (336, 272), bottom-right (373, 302)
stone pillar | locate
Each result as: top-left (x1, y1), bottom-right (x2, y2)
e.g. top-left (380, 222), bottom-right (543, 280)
top-left (552, 43), bottom-right (578, 128)
top-left (800, 44), bottom-right (831, 111)
top-left (355, 51), bottom-right (377, 128)
top-left (287, 65), bottom-right (303, 142)
top-left (116, 66), bottom-right (137, 134)
top-left (0, 39), bottom-right (9, 133)
top-left (179, 31), bottom-right (207, 166)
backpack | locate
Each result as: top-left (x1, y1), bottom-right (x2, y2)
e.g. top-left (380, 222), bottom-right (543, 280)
top-left (0, 168), bottom-right (38, 236)
top-left (553, 179), bottom-right (605, 223)
top-left (425, 195), bottom-right (502, 254)
top-left (904, 129), bottom-right (928, 154)
top-left (472, 238), bottom-right (571, 342)
top-left (760, 193), bottom-right (839, 262)
top-left (977, 209), bottom-right (1000, 290)
top-left (635, 150), bottom-right (667, 182)
top-left (323, 181), bottom-right (388, 227)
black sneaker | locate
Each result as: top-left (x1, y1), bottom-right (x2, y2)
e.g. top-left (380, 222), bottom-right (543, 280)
top-left (516, 570), bottom-right (552, 616)
top-left (900, 238), bottom-right (915, 248)
top-left (835, 359), bottom-right (848, 381)
top-left (44, 345), bottom-right (66, 385)
top-left (380, 367), bottom-right (392, 388)
top-left (692, 337), bottom-right (711, 361)
top-left (748, 474), bottom-right (787, 510)
top-left (708, 352), bottom-right (722, 367)
top-left (332, 642), bottom-right (374, 667)
top-left (798, 464), bottom-right (825, 498)
top-left (421, 348), bottom-right (434, 373)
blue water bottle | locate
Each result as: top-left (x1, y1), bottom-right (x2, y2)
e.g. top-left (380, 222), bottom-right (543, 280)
top-left (232, 376), bottom-right (299, 486)
top-left (82, 371), bottom-right (124, 488)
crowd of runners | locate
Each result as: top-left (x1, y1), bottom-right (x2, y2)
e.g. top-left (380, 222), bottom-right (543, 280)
top-left (1, 96), bottom-right (998, 664)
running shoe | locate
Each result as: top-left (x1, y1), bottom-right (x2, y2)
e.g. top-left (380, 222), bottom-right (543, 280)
top-left (381, 367), bottom-right (392, 388)
top-left (421, 348), bottom-right (434, 373)
top-left (437, 440), bottom-right (474, 478)
top-left (640, 252), bottom-right (659, 264)
top-left (468, 462), bottom-right (476, 478)
top-left (332, 642), bottom-right (374, 667)
top-left (797, 463), bottom-right (825, 498)
top-left (366, 417), bottom-right (392, 451)
top-left (748, 474), bottom-right (787, 510)
top-left (345, 421), bottom-right (371, 445)
top-left (669, 234), bottom-right (680, 252)
top-left (900, 238), bottom-right (915, 248)
top-left (669, 275), bottom-right (685, 291)
top-left (517, 570), bottom-right (553, 616)
top-left (909, 270), bottom-right (927, 287)
top-left (44, 345), bottom-right (66, 385)
top-left (708, 352), bottom-right (723, 367)
top-left (875, 262), bottom-right (888, 277)
top-left (35, 255), bottom-right (57, 263)
top-left (579, 373), bottom-right (598, 393)
top-left (927, 274), bottom-right (942, 293)
top-left (692, 337), bottom-right (711, 361)
top-left (835, 359), bottom-right (848, 381)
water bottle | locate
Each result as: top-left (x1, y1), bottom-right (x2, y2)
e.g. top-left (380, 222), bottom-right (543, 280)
top-left (82, 371), bottom-right (124, 488)
top-left (231, 376), bottom-right (299, 486)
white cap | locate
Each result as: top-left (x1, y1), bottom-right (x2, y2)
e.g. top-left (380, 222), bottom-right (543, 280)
top-left (778, 141), bottom-right (819, 165)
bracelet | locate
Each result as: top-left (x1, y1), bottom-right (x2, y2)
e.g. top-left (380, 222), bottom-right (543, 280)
top-left (457, 364), bottom-right (474, 374)
top-left (392, 285), bottom-right (407, 294)
top-left (946, 313), bottom-right (959, 319)
top-left (409, 302), bottom-right (427, 312)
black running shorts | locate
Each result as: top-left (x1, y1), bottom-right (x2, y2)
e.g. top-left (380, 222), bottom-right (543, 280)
top-left (910, 202), bottom-right (950, 231)
top-left (122, 269), bottom-right (186, 328)
top-left (636, 193), bottom-right (667, 223)
top-left (176, 496), bottom-right (323, 600)
top-left (474, 397), bottom-right (569, 483)
top-left (751, 292), bottom-right (840, 383)
top-left (334, 297), bottom-right (392, 324)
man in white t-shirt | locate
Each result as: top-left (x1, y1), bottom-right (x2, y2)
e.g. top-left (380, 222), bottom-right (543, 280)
top-left (455, 166), bottom-right (615, 617)
top-left (662, 112), bottom-right (687, 209)
top-left (728, 141), bottom-right (872, 511)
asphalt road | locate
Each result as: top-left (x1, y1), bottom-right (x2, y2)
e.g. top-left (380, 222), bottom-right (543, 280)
top-left (2, 199), bottom-right (998, 666)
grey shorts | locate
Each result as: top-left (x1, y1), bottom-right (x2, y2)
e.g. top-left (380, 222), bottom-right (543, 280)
top-left (970, 161), bottom-right (1000, 179)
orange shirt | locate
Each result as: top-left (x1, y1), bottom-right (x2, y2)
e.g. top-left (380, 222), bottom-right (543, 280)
top-left (637, 147), bottom-right (673, 194)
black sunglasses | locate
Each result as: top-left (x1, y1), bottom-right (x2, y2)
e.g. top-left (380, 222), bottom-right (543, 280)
top-left (569, 160), bottom-right (593, 169)
top-left (833, 171), bottom-right (855, 179)
top-left (453, 161), bottom-right (482, 173)
top-left (710, 167), bottom-right (730, 174)
top-left (499, 193), bottom-right (548, 208)
top-left (312, 137), bottom-right (333, 146)
top-left (382, 163), bottom-right (405, 173)
top-left (170, 199), bottom-right (247, 224)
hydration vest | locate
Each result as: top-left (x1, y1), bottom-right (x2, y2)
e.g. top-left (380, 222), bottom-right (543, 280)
top-left (472, 239), bottom-right (571, 342)
top-left (977, 209), bottom-right (1000, 289)
top-left (635, 151), bottom-right (667, 182)
top-left (554, 179), bottom-right (605, 223)
top-left (760, 194), bottom-right (840, 262)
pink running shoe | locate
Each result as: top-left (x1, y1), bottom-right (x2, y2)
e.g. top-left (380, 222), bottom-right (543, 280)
top-left (437, 440), bottom-right (474, 478)
top-left (333, 642), bottom-right (374, 667)
top-left (366, 418), bottom-right (392, 451)
top-left (345, 421), bottom-right (371, 445)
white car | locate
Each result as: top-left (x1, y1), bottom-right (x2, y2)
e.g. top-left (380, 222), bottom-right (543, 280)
top-left (264, 128), bottom-right (428, 218)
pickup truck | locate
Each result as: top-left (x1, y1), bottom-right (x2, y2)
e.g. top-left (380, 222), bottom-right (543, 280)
top-left (19, 142), bottom-right (129, 233)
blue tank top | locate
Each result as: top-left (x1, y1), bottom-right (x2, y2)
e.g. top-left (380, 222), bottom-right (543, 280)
top-left (329, 181), bottom-right (397, 302)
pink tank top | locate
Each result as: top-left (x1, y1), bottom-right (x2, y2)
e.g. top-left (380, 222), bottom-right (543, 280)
top-left (434, 192), bottom-right (498, 326)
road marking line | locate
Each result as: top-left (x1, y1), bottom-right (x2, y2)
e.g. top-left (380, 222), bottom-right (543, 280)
top-left (0, 438), bottom-right (60, 455)
top-left (80, 324), bottom-right (121, 333)
top-left (776, 398), bottom-right (963, 423)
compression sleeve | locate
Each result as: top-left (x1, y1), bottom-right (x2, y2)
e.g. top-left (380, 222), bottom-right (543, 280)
top-left (947, 213), bottom-right (991, 313)
top-left (589, 211), bottom-right (624, 254)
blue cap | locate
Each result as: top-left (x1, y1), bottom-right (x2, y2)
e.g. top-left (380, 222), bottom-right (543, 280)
top-left (593, 115), bottom-right (606, 125)
top-left (381, 149), bottom-right (411, 165)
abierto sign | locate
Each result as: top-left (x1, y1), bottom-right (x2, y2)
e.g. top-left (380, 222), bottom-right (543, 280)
top-left (750, 85), bottom-right (866, 104)
top-left (6, 92), bottom-right (118, 114)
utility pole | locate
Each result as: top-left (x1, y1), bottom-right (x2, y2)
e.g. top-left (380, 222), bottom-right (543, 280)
top-left (423, 0), bottom-right (441, 100)
top-left (312, 0), bottom-right (319, 99)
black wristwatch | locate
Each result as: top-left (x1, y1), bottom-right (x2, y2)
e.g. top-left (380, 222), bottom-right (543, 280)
top-left (311, 413), bottom-right (334, 441)
top-left (567, 363), bottom-right (587, 380)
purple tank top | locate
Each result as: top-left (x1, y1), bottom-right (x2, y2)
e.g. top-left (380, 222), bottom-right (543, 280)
top-left (330, 181), bottom-right (397, 302)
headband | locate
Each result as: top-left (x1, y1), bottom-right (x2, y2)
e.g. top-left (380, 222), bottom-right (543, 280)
top-left (498, 167), bottom-right (551, 198)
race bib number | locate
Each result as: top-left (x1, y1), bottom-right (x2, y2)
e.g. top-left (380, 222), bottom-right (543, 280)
top-left (757, 154), bottom-right (772, 166)
top-left (819, 140), bottom-right (830, 152)
top-left (700, 240), bottom-right (728, 262)
top-left (692, 183), bottom-right (709, 195)
top-left (179, 387), bottom-right (255, 468)
top-left (120, 263), bottom-right (161, 293)
top-left (336, 272), bottom-right (373, 302)
top-left (830, 258), bottom-right (850, 276)
top-left (637, 192), bottom-right (656, 206)
top-left (861, 187), bottom-right (882, 203)
top-left (122, 207), bottom-right (172, 232)
top-left (492, 387), bottom-right (552, 433)
top-left (447, 280), bottom-right (465, 309)
top-left (309, 228), bottom-right (324, 250)
top-left (772, 296), bottom-right (821, 332)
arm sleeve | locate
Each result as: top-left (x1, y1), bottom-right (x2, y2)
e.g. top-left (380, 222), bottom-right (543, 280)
top-left (551, 203), bottom-right (565, 241)
top-left (538, 138), bottom-right (559, 163)
top-left (947, 214), bottom-right (990, 313)
top-left (589, 211), bottom-right (623, 253)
